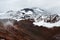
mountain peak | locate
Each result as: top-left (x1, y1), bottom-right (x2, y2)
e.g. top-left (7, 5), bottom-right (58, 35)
top-left (0, 7), bottom-right (60, 28)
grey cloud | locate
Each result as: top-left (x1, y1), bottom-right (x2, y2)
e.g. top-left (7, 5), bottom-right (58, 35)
top-left (0, 0), bottom-right (60, 12)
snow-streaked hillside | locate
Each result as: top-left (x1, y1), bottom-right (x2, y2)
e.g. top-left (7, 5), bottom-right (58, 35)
top-left (0, 7), bottom-right (60, 28)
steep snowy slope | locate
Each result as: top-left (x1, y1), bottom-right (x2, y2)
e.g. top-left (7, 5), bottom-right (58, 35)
top-left (33, 7), bottom-right (60, 28)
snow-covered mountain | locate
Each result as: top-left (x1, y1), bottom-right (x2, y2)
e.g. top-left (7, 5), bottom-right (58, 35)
top-left (0, 7), bottom-right (60, 28)
top-left (0, 7), bottom-right (51, 21)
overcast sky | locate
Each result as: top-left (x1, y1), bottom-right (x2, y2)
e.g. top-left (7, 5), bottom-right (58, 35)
top-left (0, 0), bottom-right (60, 12)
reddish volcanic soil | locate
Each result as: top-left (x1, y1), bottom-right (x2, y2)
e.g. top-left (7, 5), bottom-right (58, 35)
top-left (0, 19), bottom-right (60, 40)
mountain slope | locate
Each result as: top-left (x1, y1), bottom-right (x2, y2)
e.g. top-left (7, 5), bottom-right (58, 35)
top-left (0, 19), bottom-right (60, 40)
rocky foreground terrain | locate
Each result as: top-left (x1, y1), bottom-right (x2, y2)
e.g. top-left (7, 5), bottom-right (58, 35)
top-left (0, 19), bottom-right (60, 40)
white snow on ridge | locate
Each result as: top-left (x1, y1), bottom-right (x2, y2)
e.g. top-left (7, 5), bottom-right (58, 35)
top-left (33, 20), bottom-right (60, 28)
top-left (0, 13), bottom-right (20, 20)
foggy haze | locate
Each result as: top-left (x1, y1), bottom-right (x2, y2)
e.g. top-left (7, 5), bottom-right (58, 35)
top-left (0, 0), bottom-right (60, 12)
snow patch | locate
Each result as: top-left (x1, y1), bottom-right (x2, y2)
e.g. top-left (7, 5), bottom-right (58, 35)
top-left (33, 20), bottom-right (60, 28)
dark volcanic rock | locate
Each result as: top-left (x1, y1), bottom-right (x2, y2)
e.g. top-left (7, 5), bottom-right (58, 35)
top-left (44, 14), bottom-right (60, 23)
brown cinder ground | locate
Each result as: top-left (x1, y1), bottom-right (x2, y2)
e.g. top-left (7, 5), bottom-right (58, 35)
top-left (0, 19), bottom-right (60, 40)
